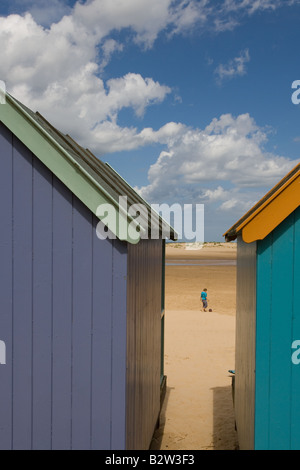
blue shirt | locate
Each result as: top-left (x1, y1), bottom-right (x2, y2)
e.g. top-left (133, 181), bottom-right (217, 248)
top-left (201, 291), bottom-right (207, 300)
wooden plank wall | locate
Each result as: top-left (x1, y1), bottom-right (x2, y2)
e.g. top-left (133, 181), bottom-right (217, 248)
top-left (0, 123), bottom-right (128, 449)
top-left (126, 238), bottom-right (163, 450)
top-left (255, 207), bottom-right (300, 449)
top-left (235, 236), bottom-right (257, 450)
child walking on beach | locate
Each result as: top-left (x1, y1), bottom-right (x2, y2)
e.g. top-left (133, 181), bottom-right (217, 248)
top-left (201, 288), bottom-right (208, 312)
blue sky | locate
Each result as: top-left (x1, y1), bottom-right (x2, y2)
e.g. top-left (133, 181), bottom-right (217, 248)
top-left (1, 0), bottom-right (300, 241)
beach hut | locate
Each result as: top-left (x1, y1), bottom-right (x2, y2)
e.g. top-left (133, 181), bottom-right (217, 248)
top-left (0, 93), bottom-right (176, 450)
top-left (224, 163), bottom-right (300, 450)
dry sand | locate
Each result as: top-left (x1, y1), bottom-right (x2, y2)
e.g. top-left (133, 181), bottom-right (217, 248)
top-left (150, 242), bottom-right (239, 451)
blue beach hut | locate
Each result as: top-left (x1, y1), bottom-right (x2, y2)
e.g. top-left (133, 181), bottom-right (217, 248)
top-left (0, 93), bottom-right (176, 450)
top-left (224, 163), bottom-right (300, 450)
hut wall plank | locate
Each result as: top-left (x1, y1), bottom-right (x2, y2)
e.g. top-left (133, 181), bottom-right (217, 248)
top-left (91, 217), bottom-right (113, 450)
top-left (126, 239), bottom-right (162, 450)
top-left (11, 136), bottom-right (33, 449)
top-left (235, 236), bottom-right (256, 450)
top-left (111, 240), bottom-right (128, 450)
top-left (0, 123), bottom-right (13, 450)
top-left (254, 235), bottom-right (273, 450)
top-left (268, 215), bottom-right (294, 449)
top-left (32, 157), bottom-right (53, 449)
top-left (71, 198), bottom-right (93, 449)
top-left (51, 178), bottom-right (73, 449)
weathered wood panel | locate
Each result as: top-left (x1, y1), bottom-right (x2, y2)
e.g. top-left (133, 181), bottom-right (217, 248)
top-left (235, 236), bottom-right (256, 450)
top-left (0, 122), bottom-right (128, 449)
top-left (126, 239), bottom-right (163, 450)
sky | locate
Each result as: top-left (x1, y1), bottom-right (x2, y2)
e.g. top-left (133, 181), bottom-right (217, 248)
top-left (1, 0), bottom-right (300, 241)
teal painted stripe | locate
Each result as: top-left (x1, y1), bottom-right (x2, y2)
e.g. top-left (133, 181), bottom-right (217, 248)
top-left (254, 235), bottom-right (272, 450)
top-left (255, 212), bottom-right (297, 450)
top-left (268, 214), bottom-right (294, 450)
top-left (291, 207), bottom-right (300, 449)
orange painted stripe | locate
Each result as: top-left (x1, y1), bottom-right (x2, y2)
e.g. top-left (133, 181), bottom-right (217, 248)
top-left (235, 169), bottom-right (300, 236)
top-left (242, 175), bottom-right (300, 243)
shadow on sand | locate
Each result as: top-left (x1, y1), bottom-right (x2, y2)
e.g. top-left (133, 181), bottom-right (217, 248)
top-left (150, 382), bottom-right (239, 450)
top-left (150, 385), bottom-right (173, 450)
top-left (211, 384), bottom-right (239, 450)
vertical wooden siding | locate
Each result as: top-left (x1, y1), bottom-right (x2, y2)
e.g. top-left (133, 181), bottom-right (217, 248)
top-left (0, 123), bottom-right (127, 449)
top-left (126, 239), bottom-right (163, 450)
top-left (235, 236), bottom-right (257, 450)
top-left (255, 207), bottom-right (300, 450)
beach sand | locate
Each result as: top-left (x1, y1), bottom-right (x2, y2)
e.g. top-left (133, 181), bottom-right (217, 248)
top-left (150, 242), bottom-right (239, 451)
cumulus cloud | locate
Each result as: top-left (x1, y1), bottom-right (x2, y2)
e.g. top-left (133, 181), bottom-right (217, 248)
top-left (137, 113), bottom-right (294, 207)
top-left (135, 112), bottom-right (295, 239)
top-left (10, 71), bottom-right (173, 156)
top-left (0, 0), bottom-right (207, 150)
top-left (83, 121), bottom-right (185, 154)
top-left (0, 0), bottom-right (297, 153)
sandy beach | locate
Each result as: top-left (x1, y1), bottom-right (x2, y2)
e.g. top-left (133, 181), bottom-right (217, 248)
top-left (150, 242), bottom-right (239, 450)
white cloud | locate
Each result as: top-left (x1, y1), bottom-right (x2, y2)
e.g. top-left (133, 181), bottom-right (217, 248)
top-left (100, 39), bottom-right (123, 72)
top-left (70, 0), bottom-right (208, 48)
top-left (202, 186), bottom-right (230, 202)
top-left (216, 0), bottom-right (299, 24)
top-left (168, 0), bottom-right (210, 37)
top-left (223, 0), bottom-right (298, 15)
top-left (214, 49), bottom-right (250, 83)
top-left (137, 113), bottom-right (294, 209)
top-left (11, 71), bottom-right (172, 154)
top-left (27, 0), bottom-right (72, 26)
top-left (1, 0), bottom-right (72, 26)
top-left (0, 0), bottom-right (296, 152)
top-left (80, 120), bottom-right (184, 154)
top-left (0, 0), bottom-right (205, 150)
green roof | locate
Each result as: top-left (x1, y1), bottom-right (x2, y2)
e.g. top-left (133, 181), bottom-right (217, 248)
top-left (0, 93), bottom-right (177, 244)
